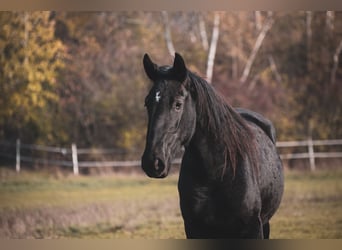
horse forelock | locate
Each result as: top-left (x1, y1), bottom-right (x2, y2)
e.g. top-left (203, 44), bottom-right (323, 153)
top-left (187, 71), bottom-right (259, 177)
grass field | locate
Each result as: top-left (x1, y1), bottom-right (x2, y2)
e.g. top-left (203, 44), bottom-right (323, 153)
top-left (0, 168), bottom-right (341, 239)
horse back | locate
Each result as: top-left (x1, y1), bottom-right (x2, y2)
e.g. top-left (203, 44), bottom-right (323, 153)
top-left (235, 108), bottom-right (276, 144)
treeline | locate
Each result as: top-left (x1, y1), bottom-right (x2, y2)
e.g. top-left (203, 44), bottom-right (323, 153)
top-left (0, 11), bottom-right (341, 151)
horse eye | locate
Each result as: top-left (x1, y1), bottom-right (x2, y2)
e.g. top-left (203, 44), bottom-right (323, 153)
top-left (175, 102), bottom-right (182, 111)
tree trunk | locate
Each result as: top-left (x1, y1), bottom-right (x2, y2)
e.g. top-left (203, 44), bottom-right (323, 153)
top-left (255, 11), bottom-right (262, 32)
top-left (240, 17), bottom-right (274, 83)
top-left (306, 11), bottom-right (313, 71)
top-left (23, 12), bottom-right (29, 65)
top-left (198, 13), bottom-right (208, 51)
top-left (326, 11), bottom-right (335, 31)
top-left (206, 12), bottom-right (220, 84)
top-left (161, 11), bottom-right (175, 56)
top-left (331, 40), bottom-right (342, 85)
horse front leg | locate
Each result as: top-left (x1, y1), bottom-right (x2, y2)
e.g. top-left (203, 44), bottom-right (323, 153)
top-left (183, 220), bottom-right (214, 239)
top-left (243, 214), bottom-right (264, 239)
top-left (263, 222), bottom-right (270, 239)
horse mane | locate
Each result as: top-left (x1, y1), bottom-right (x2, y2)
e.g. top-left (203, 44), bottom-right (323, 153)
top-left (187, 71), bottom-right (258, 177)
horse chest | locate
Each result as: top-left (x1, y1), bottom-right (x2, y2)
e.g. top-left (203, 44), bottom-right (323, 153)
top-left (178, 176), bottom-right (236, 226)
top-left (178, 164), bottom-right (260, 227)
top-left (179, 186), bottom-right (215, 224)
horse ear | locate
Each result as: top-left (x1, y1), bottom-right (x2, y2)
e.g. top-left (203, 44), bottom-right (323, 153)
top-left (172, 53), bottom-right (187, 82)
top-left (143, 53), bottom-right (158, 81)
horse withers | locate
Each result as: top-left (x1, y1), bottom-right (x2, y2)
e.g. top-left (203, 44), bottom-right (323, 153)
top-left (141, 53), bottom-right (284, 239)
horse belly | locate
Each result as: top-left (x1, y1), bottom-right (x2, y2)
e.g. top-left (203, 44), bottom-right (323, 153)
top-left (259, 161), bottom-right (284, 222)
top-left (254, 128), bottom-right (284, 222)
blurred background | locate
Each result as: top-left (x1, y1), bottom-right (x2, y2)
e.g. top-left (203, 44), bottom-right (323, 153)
top-left (0, 11), bottom-right (341, 238)
top-left (0, 11), bottom-right (341, 146)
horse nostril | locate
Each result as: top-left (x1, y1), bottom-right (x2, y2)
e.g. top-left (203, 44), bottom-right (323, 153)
top-left (154, 158), bottom-right (160, 170)
top-left (153, 157), bottom-right (165, 172)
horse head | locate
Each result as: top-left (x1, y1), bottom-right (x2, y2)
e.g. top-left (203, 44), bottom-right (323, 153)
top-left (141, 53), bottom-right (196, 178)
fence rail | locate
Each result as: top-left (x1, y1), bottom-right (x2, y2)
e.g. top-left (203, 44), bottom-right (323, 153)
top-left (276, 139), bottom-right (342, 147)
top-left (1, 138), bottom-right (341, 175)
top-left (276, 138), bottom-right (342, 171)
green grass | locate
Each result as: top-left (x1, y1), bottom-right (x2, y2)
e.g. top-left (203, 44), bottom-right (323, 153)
top-left (0, 172), bottom-right (172, 210)
top-left (271, 170), bottom-right (342, 239)
top-left (0, 168), bottom-right (341, 238)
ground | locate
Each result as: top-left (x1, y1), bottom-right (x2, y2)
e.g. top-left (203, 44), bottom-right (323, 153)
top-left (0, 168), bottom-right (341, 239)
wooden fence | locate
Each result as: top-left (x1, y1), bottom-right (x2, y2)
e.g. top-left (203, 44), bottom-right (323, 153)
top-left (1, 138), bottom-right (342, 175)
top-left (276, 138), bottom-right (342, 171)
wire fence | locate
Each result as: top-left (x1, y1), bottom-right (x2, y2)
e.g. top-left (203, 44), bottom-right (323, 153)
top-left (0, 138), bottom-right (341, 175)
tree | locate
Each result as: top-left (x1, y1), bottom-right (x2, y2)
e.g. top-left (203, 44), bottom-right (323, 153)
top-left (0, 11), bottom-right (64, 143)
top-left (53, 12), bottom-right (165, 149)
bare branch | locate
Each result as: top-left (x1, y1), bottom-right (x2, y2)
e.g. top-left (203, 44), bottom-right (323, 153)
top-left (268, 55), bottom-right (282, 84)
top-left (206, 12), bottom-right (220, 84)
top-left (248, 71), bottom-right (261, 91)
top-left (248, 54), bottom-right (281, 90)
top-left (240, 17), bottom-right (274, 83)
top-left (161, 11), bottom-right (175, 56)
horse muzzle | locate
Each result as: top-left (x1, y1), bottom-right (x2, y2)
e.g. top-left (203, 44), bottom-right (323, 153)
top-left (141, 153), bottom-right (169, 178)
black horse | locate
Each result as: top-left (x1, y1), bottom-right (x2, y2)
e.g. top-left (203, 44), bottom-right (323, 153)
top-left (141, 53), bottom-right (284, 239)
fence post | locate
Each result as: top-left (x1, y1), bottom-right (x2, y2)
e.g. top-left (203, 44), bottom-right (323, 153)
top-left (71, 143), bottom-right (79, 175)
top-left (308, 137), bottom-right (316, 171)
top-left (16, 139), bottom-right (20, 173)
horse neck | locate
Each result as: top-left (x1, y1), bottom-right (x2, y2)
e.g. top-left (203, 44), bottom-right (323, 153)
top-left (184, 74), bottom-right (254, 180)
top-left (185, 121), bottom-right (234, 181)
